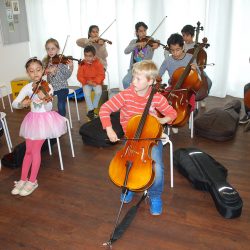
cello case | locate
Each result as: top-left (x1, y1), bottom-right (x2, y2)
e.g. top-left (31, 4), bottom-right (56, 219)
top-left (194, 100), bottom-right (241, 141)
top-left (173, 147), bottom-right (243, 218)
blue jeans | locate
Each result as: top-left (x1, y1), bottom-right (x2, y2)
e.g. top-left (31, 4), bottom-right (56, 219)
top-left (122, 70), bottom-right (132, 89)
top-left (54, 88), bottom-right (69, 117)
top-left (83, 85), bottom-right (102, 111)
top-left (148, 141), bottom-right (164, 198)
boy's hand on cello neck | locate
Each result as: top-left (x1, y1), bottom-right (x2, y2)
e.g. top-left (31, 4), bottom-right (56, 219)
top-left (106, 126), bottom-right (118, 142)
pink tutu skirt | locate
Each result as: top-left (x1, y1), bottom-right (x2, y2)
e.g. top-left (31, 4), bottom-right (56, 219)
top-left (20, 111), bottom-right (67, 140)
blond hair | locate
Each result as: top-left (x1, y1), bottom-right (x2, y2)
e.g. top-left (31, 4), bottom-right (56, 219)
top-left (132, 60), bottom-right (158, 80)
top-left (43, 38), bottom-right (60, 66)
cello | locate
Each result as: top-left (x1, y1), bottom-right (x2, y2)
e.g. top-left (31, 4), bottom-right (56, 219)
top-left (162, 39), bottom-right (208, 127)
top-left (187, 22), bottom-right (210, 101)
top-left (108, 84), bottom-right (162, 191)
top-left (103, 83), bottom-right (163, 247)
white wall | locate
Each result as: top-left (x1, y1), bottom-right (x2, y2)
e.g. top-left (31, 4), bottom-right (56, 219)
top-left (0, 33), bottom-right (30, 96)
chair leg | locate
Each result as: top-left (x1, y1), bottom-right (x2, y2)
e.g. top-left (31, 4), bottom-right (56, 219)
top-left (65, 119), bottom-right (75, 157)
top-left (47, 139), bottom-right (52, 155)
top-left (1, 96), bottom-right (5, 109)
top-left (56, 137), bottom-right (64, 171)
top-left (3, 117), bottom-right (12, 148)
top-left (168, 140), bottom-right (174, 188)
top-left (73, 91), bottom-right (80, 121)
top-left (67, 97), bottom-right (73, 128)
top-left (7, 94), bottom-right (13, 112)
top-left (190, 111), bottom-right (194, 138)
top-left (1, 117), bottom-right (11, 153)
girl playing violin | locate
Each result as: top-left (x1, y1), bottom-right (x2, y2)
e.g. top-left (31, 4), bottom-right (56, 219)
top-left (76, 25), bottom-right (108, 70)
top-left (122, 22), bottom-right (160, 89)
top-left (100, 60), bottom-right (177, 215)
top-left (43, 38), bottom-right (73, 117)
top-left (11, 58), bottom-right (67, 196)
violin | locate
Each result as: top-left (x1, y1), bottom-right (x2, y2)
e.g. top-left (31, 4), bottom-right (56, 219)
top-left (22, 80), bottom-right (52, 106)
top-left (50, 54), bottom-right (82, 65)
top-left (92, 37), bottom-right (112, 45)
top-left (109, 85), bottom-right (162, 191)
top-left (137, 36), bottom-right (167, 49)
top-left (136, 16), bottom-right (168, 50)
top-left (31, 80), bottom-right (52, 102)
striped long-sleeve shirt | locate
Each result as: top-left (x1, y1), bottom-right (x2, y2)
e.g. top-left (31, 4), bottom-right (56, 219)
top-left (99, 86), bottom-right (177, 133)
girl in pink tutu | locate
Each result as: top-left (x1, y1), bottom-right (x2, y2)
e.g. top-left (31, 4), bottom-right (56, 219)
top-left (11, 58), bottom-right (67, 196)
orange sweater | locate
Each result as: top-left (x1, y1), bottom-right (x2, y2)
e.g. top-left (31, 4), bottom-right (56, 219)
top-left (77, 58), bottom-right (105, 86)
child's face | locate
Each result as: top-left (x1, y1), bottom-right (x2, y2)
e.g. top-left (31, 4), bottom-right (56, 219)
top-left (84, 51), bottom-right (95, 64)
top-left (89, 28), bottom-right (99, 38)
top-left (169, 44), bottom-right (184, 60)
top-left (182, 33), bottom-right (193, 44)
top-left (136, 26), bottom-right (147, 39)
top-left (132, 71), bottom-right (153, 96)
top-left (26, 62), bottom-right (44, 82)
top-left (46, 42), bottom-right (59, 58)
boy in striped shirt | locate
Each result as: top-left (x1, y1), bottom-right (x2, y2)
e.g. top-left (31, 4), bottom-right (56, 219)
top-left (99, 60), bottom-right (177, 215)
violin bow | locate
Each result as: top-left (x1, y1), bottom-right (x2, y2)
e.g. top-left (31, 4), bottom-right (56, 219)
top-left (144, 16), bottom-right (167, 46)
top-left (99, 19), bottom-right (116, 38)
top-left (58, 35), bottom-right (70, 64)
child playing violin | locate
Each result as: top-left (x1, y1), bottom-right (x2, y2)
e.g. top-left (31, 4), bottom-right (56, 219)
top-left (43, 38), bottom-right (73, 117)
top-left (99, 60), bottom-right (177, 215)
top-left (11, 58), bottom-right (67, 196)
top-left (159, 33), bottom-right (200, 133)
top-left (181, 24), bottom-right (212, 107)
top-left (76, 25), bottom-right (108, 70)
top-left (122, 22), bottom-right (159, 89)
top-left (77, 45), bottom-right (105, 120)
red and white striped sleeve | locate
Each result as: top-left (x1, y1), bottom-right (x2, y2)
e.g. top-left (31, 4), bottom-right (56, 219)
top-left (99, 92), bottom-right (125, 129)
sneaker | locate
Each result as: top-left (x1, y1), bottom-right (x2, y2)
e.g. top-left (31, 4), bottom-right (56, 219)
top-left (87, 110), bottom-right (95, 120)
top-left (200, 100), bottom-right (206, 108)
top-left (172, 128), bottom-right (178, 134)
top-left (11, 180), bottom-right (26, 195)
top-left (19, 181), bottom-right (38, 196)
top-left (120, 190), bottom-right (134, 203)
top-left (239, 115), bottom-right (250, 124)
top-left (149, 196), bottom-right (163, 216)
